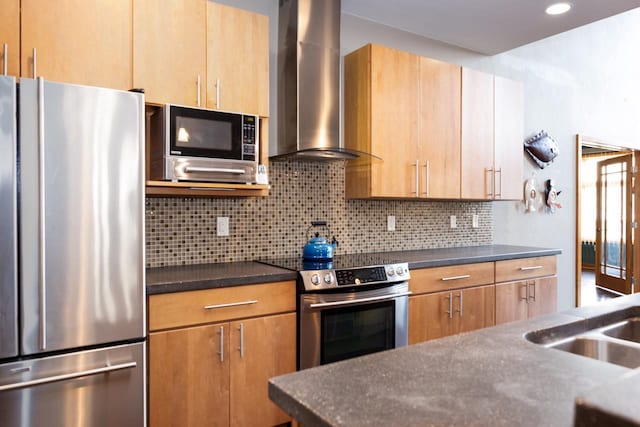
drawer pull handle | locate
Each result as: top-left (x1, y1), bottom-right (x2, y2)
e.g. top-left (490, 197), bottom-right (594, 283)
top-left (519, 266), bottom-right (543, 271)
top-left (441, 274), bottom-right (471, 281)
top-left (203, 300), bottom-right (258, 310)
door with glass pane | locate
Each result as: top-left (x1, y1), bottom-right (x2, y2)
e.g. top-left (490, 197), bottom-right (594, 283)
top-left (595, 154), bottom-right (633, 294)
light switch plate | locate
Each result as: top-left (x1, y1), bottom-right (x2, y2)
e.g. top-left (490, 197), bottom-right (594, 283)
top-left (217, 217), bottom-right (230, 237)
top-left (387, 215), bottom-right (396, 232)
top-left (472, 214), bottom-right (479, 228)
top-left (450, 215), bottom-right (457, 229)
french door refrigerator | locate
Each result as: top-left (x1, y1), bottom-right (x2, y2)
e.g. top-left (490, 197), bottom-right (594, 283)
top-left (0, 75), bottom-right (146, 427)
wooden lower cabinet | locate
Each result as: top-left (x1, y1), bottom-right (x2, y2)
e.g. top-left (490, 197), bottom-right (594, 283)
top-left (409, 284), bottom-right (495, 344)
top-left (149, 312), bottom-right (296, 427)
top-left (495, 276), bottom-right (558, 324)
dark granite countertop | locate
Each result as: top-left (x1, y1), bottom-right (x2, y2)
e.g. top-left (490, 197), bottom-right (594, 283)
top-left (146, 261), bottom-right (297, 295)
top-left (146, 244), bottom-right (561, 294)
top-left (268, 294), bottom-right (640, 427)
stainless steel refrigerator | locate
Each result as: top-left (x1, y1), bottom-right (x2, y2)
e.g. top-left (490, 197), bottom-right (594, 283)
top-left (0, 75), bottom-right (146, 426)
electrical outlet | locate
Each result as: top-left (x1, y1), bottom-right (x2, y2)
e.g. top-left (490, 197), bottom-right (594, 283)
top-left (450, 215), bottom-right (457, 229)
top-left (387, 215), bottom-right (396, 232)
top-left (217, 216), bottom-right (230, 237)
top-left (472, 214), bottom-right (479, 228)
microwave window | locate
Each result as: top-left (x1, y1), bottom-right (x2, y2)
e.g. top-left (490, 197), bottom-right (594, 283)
top-left (175, 116), bottom-right (233, 151)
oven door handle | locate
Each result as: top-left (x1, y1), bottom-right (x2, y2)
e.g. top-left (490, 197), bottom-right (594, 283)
top-left (184, 166), bottom-right (246, 174)
top-left (308, 291), bottom-right (412, 309)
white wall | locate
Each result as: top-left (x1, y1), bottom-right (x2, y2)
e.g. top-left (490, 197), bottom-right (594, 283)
top-left (214, 0), bottom-right (640, 310)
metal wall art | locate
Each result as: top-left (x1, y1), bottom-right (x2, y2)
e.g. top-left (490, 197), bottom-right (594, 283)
top-left (524, 130), bottom-right (559, 169)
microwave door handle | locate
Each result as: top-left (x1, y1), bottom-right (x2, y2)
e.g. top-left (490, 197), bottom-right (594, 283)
top-left (183, 166), bottom-right (246, 174)
top-left (309, 291), bottom-right (413, 309)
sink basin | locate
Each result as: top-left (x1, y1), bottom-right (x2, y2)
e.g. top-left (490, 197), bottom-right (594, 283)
top-left (602, 318), bottom-right (640, 344)
top-left (549, 337), bottom-right (640, 369)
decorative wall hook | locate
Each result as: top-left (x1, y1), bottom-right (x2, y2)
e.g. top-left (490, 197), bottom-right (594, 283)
top-left (545, 179), bottom-right (562, 213)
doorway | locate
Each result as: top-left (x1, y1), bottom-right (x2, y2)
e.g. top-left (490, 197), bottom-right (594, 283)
top-left (576, 135), bottom-right (639, 306)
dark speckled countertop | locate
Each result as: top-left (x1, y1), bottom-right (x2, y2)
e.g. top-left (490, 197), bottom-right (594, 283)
top-left (268, 294), bottom-right (640, 427)
top-left (146, 244), bottom-right (561, 294)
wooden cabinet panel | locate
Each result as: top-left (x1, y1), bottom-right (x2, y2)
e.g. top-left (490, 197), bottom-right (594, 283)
top-left (149, 322), bottom-right (229, 427)
top-left (409, 262), bottom-right (494, 294)
top-left (207, 2), bottom-right (269, 116)
top-left (494, 76), bottom-right (524, 200)
top-left (461, 68), bottom-right (494, 200)
top-left (456, 285), bottom-right (495, 333)
top-left (230, 313), bottom-right (295, 427)
top-left (148, 281), bottom-right (296, 331)
top-left (409, 291), bottom-right (456, 343)
top-left (0, 0), bottom-right (20, 77)
top-left (133, 0), bottom-right (206, 105)
top-left (419, 57), bottom-right (461, 199)
top-left (495, 281), bottom-right (528, 324)
top-left (21, 0), bottom-right (132, 90)
top-left (495, 256), bottom-right (557, 283)
top-left (527, 276), bottom-right (558, 319)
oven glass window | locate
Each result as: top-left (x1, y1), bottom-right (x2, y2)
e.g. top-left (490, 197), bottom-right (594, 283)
top-left (175, 116), bottom-right (232, 151)
top-left (321, 301), bottom-right (395, 365)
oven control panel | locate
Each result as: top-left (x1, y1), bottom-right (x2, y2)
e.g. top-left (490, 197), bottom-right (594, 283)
top-left (299, 263), bottom-right (410, 291)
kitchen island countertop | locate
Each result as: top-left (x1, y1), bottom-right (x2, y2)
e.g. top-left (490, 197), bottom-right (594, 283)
top-left (146, 244), bottom-right (561, 294)
top-left (268, 294), bottom-right (640, 427)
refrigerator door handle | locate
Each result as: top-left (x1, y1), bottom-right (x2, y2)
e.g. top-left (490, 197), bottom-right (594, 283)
top-left (0, 361), bottom-right (137, 392)
top-left (37, 76), bottom-right (47, 351)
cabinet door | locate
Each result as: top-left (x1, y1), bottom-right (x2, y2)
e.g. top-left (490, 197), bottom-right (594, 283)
top-left (495, 281), bottom-right (529, 325)
top-left (494, 76), bottom-right (524, 200)
top-left (370, 45), bottom-right (419, 198)
top-left (409, 291), bottom-right (456, 344)
top-left (207, 2), bottom-right (269, 116)
top-left (0, 0), bottom-right (19, 77)
top-left (149, 323), bottom-right (229, 427)
top-left (21, 0), bottom-right (132, 90)
top-left (418, 57), bottom-right (461, 199)
top-left (133, 0), bottom-right (206, 106)
top-left (527, 276), bottom-right (558, 319)
top-left (456, 285), bottom-right (495, 333)
top-left (461, 68), bottom-right (494, 199)
top-left (230, 313), bottom-right (295, 427)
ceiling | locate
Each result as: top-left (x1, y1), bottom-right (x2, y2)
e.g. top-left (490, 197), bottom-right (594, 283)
top-left (341, 0), bottom-right (640, 55)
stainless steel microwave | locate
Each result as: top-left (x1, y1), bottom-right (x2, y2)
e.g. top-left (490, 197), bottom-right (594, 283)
top-left (149, 104), bottom-right (259, 183)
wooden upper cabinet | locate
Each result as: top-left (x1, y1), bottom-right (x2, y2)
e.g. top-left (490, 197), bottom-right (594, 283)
top-left (0, 0), bottom-right (20, 77)
top-left (133, 0), bottom-right (206, 106)
top-left (21, 0), bottom-right (132, 90)
top-left (461, 68), bottom-right (494, 200)
top-left (344, 44), bottom-right (419, 198)
top-left (495, 75), bottom-right (524, 200)
top-left (418, 57), bottom-right (461, 199)
top-left (207, 2), bottom-right (269, 116)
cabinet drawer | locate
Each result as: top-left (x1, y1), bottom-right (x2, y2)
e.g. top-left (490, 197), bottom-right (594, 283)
top-left (495, 256), bottom-right (557, 283)
top-left (409, 262), bottom-right (494, 294)
top-left (148, 281), bottom-right (296, 331)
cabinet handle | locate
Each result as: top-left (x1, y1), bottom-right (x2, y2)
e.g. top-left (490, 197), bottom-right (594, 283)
top-left (203, 300), bottom-right (258, 310)
top-left (485, 167), bottom-right (494, 198)
top-left (238, 323), bottom-right (244, 358)
top-left (445, 292), bottom-right (453, 319)
top-left (33, 48), bottom-right (37, 78)
top-left (216, 78), bottom-right (221, 108)
top-left (3, 43), bottom-right (7, 76)
top-left (423, 161), bottom-right (430, 197)
top-left (529, 281), bottom-right (537, 302)
top-left (413, 160), bottom-right (419, 196)
top-left (521, 283), bottom-right (529, 304)
top-left (441, 274), bottom-right (470, 281)
top-left (455, 292), bottom-right (463, 317)
top-left (494, 168), bottom-right (502, 198)
top-left (218, 326), bottom-right (224, 362)
top-left (519, 265), bottom-right (543, 271)
top-left (196, 74), bottom-right (201, 107)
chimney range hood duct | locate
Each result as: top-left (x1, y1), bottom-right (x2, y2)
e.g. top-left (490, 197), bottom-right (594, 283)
top-left (274, 0), bottom-right (371, 161)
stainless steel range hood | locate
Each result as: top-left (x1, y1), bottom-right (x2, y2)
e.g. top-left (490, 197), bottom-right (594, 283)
top-left (274, 0), bottom-right (369, 161)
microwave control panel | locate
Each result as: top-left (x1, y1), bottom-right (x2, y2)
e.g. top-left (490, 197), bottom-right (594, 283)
top-left (242, 115), bottom-right (257, 161)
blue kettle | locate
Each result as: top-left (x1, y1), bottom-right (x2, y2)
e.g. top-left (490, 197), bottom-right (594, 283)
top-left (303, 221), bottom-right (338, 261)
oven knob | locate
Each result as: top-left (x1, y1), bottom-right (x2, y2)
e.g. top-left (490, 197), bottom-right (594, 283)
top-left (324, 273), bottom-right (334, 284)
top-left (311, 274), bottom-right (321, 286)
top-left (396, 266), bottom-right (405, 276)
top-left (386, 268), bottom-right (395, 277)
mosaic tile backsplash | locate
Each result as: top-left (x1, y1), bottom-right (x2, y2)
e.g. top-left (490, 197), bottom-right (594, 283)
top-left (145, 161), bottom-right (493, 267)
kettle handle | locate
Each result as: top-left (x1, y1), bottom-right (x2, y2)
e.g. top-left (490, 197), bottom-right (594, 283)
top-left (311, 220), bottom-right (327, 227)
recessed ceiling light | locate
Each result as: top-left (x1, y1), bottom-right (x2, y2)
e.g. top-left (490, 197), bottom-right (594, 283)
top-left (546, 2), bottom-right (572, 15)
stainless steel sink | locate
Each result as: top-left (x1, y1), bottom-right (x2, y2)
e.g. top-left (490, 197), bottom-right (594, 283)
top-left (548, 337), bottom-right (640, 369)
top-left (601, 318), bottom-right (640, 344)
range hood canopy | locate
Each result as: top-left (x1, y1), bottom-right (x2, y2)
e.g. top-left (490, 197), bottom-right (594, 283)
top-left (274, 0), bottom-right (373, 161)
